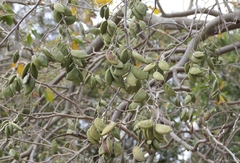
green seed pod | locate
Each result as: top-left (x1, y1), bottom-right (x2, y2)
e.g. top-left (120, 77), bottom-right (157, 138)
top-left (132, 51), bottom-right (147, 63)
top-left (134, 89), bottom-right (147, 103)
top-left (184, 94), bottom-right (192, 105)
top-left (131, 66), bottom-right (148, 80)
top-left (143, 62), bottom-right (156, 72)
top-left (104, 6), bottom-right (109, 19)
top-left (120, 49), bottom-right (130, 64)
top-left (12, 51), bottom-right (19, 63)
top-left (105, 69), bottom-right (113, 86)
top-left (100, 20), bottom-right (108, 34)
top-left (132, 8), bottom-right (144, 20)
top-left (136, 119), bottom-right (153, 129)
top-left (207, 56), bottom-right (214, 70)
top-left (113, 63), bottom-right (131, 76)
top-left (204, 110), bottom-right (211, 121)
top-left (155, 124), bottom-right (172, 135)
top-left (64, 15), bottom-right (76, 25)
top-left (191, 56), bottom-right (202, 63)
top-left (23, 75), bottom-right (36, 95)
top-left (101, 121), bottom-right (115, 136)
top-left (106, 137), bottom-right (113, 154)
top-left (54, 2), bottom-right (65, 13)
top-left (102, 33), bottom-right (111, 46)
top-left (4, 125), bottom-right (10, 138)
top-left (8, 74), bottom-right (17, 85)
top-left (100, 5), bottom-right (107, 18)
top-left (53, 10), bottom-right (63, 23)
top-left (192, 51), bottom-right (204, 58)
top-left (30, 62), bottom-right (38, 79)
top-left (135, 1), bottom-right (148, 16)
top-left (89, 125), bottom-right (100, 141)
top-left (189, 67), bottom-right (201, 76)
top-left (71, 50), bottom-right (89, 59)
top-left (153, 71), bottom-right (164, 81)
top-left (132, 146), bottom-right (145, 162)
top-left (152, 139), bottom-right (160, 150)
top-left (87, 129), bottom-right (99, 144)
top-left (114, 141), bottom-right (122, 157)
top-left (138, 20), bottom-right (147, 30)
top-left (145, 128), bottom-right (154, 140)
top-left (184, 62), bottom-right (190, 73)
top-left (106, 50), bottom-right (118, 65)
top-left (126, 71), bottom-right (138, 87)
top-left (21, 62), bottom-right (30, 79)
top-left (153, 130), bottom-right (165, 142)
top-left (22, 73), bottom-right (30, 84)
top-left (158, 60), bottom-right (170, 71)
top-left (94, 118), bottom-right (106, 132)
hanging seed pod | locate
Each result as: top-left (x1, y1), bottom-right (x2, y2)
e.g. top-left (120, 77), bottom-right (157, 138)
top-left (132, 51), bottom-right (147, 63)
top-left (100, 5), bottom-right (107, 18)
top-left (104, 6), bottom-right (109, 19)
top-left (136, 119), bottom-right (153, 129)
top-left (135, 1), bottom-right (148, 16)
top-left (145, 128), bottom-right (154, 140)
top-left (153, 130), bottom-right (165, 142)
top-left (189, 67), bottom-right (201, 76)
top-left (132, 146), bottom-right (145, 162)
top-left (54, 2), bottom-right (65, 13)
top-left (105, 69), bottom-right (113, 86)
top-left (132, 8), bottom-right (143, 20)
top-left (191, 56), bottom-right (202, 63)
top-left (21, 62), bottom-right (30, 78)
top-left (143, 62), bottom-right (156, 72)
top-left (184, 94), bottom-right (192, 105)
top-left (114, 141), bottom-right (122, 157)
top-left (126, 72), bottom-right (138, 86)
top-left (153, 71), bottom-right (164, 81)
top-left (30, 62), bottom-right (38, 79)
top-left (100, 21), bottom-right (108, 34)
top-left (192, 51), bottom-right (204, 58)
top-left (152, 139), bottom-right (160, 150)
top-left (53, 10), bottom-right (63, 23)
top-left (106, 137), bottom-right (113, 154)
top-left (89, 125), bottom-right (100, 141)
top-left (23, 75), bottom-right (36, 95)
top-left (184, 62), bottom-right (190, 73)
top-left (207, 56), bottom-right (214, 70)
top-left (64, 15), bottom-right (76, 25)
top-left (106, 50), bottom-right (118, 65)
top-left (12, 51), bottom-right (19, 63)
top-left (204, 110), bottom-right (211, 121)
top-left (133, 89), bottom-right (148, 103)
top-left (158, 60), bottom-right (170, 71)
top-left (131, 66), bottom-right (148, 80)
top-left (101, 121), bottom-right (116, 136)
top-left (71, 50), bottom-right (89, 59)
top-left (87, 129), bottom-right (99, 144)
top-left (98, 145), bottom-right (105, 155)
top-left (8, 74), bottom-right (17, 85)
top-left (94, 118), bottom-right (106, 132)
top-left (155, 124), bottom-right (172, 135)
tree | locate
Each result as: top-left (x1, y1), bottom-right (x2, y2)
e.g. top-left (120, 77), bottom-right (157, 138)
top-left (0, 0), bottom-right (240, 162)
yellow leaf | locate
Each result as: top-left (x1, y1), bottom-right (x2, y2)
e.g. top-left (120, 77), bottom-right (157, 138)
top-left (72, 32), bottom-right (78, 50)
top-left (219, 81), bottom-right (225, 90)
top-left (71, 7), bottom-right (77, 15)
top-left (17, 64), bottom-right (25, 76)
top-left (95, 0), bottom-right (111, 5)
top-left (44, 87), bottom-right (54, 102)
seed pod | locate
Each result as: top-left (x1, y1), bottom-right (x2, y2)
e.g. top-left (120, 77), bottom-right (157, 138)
top-left (191, 56), bottom-right (202, 63)
top-left (126, 71), bottom-right (138, 87)
top-left (64, 15), bottom-right (76, 25)
top-left (158, 60), bottom-right (170, 71)
top-left (106, 137), bottom-right (113, 154)
top-left (184, 62), bottom-right (190, 73)
top-left (193, 51), bottom-right (204, 58)
top-left (53, 10), bottom-right (63, 23)
top-left (143, 62), bottom-right (156, 72)
top-left (207, 56), bottom-right (214, 70)
top-left (132, 51), bottom-right (147, 63)
top-left (132, 66), bottom-right (148, 80)
top-left (153, 130), bottom-right (164, 142)
top-left (135, 1), bottom-right (148, 16)
top-left (204, 110), bottom-right (211, 121)
top-left (101, 121), bottom-right (115, 136)
top-left (21, 62), bottom-right (30, 78)
top-left (106, 51), bottom-right (118, 65)
top-left (12, 51), bottom-right (19, 63)
top-left (180, 108), bottom-right (187, 121)
top-left (132, 146), bottom-right (145, 162)
top-left (113, 63), bottom-right (131, 76)
top-left (94, 118), bottom-right (106, 132)
top-left (133, 89), bottom-right (147, 103)
top-left (4, 125), bottom-right (10, 138)
top-left (89, 125), bottom-right (100, 141)
top-left (105, 69), bottom-right (113, 86)
top-left (132, 8), bottom-right (143, 20)
top-left (30, 62), bottom-right (38, 79)
top-left (8, 74), bottom-right (17, 85)
top-left (71, 50), bottom-right (88, 59)
top-left (1, 120), bottom-right (9, 129)
top-left (155, 124), bottom-right (172, 135)
top-left (100, 5), bottom-right (107, 18)
top-left (98, 145), bottom-right (105, 155)
top-left (119, 48), bottom-right (130, 64)
top-left (54, 2), bottom-right (65, 13)
top-left (8, 123), bottom-right (13, 136)
top-left (136, 119), bottom-right (153, 129)
top-left (138, 20), bottom-right (147, 30)
top-left (114, 141), bottom-right (122, 157)
top-left (189, 67), bottom-right (201, 76)
top-left (152, 139), bottom-right (160, 150)
top-left (145, 128), bottom-right (154, 140)
top-left (153, 71), bottom-right (164, 81)
top-left (184, 94), bottom-right (192, 105)
top-left (23, 75), bottom-right (36, 95)
top-left (15, 76), bottom-right (22, 92)
top-left (104, 6), bottom-right (109, 19)
top-left (87, 129), bottom-right (99, 144)
top-left (100, 21), bottom-right (108, 34)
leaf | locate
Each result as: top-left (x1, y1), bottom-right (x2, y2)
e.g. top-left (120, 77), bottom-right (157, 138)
top-left (44, 87), bottom-right (54, 102)
top-left (27, 33), bottom-right (32, 46)
top-left (17, 63), bottom-right (25, 76)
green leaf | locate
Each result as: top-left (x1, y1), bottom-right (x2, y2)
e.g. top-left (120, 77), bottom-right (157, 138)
top-left (27, 33), bottom-right (32, 46)
top-left (44, 88), bottom-right (54, 102)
